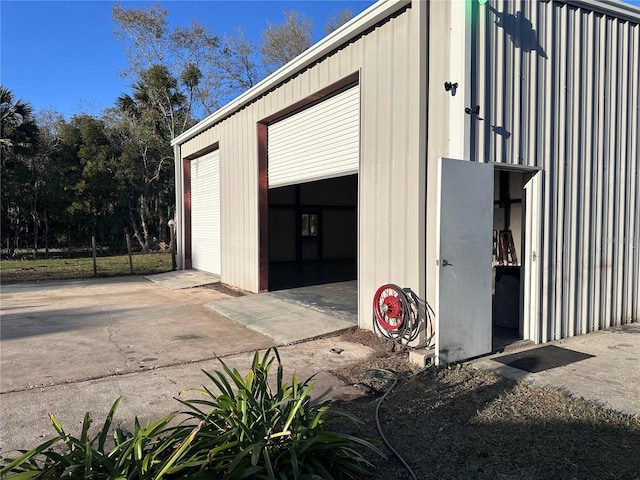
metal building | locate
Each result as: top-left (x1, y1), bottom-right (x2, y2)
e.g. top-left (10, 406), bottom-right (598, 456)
top-left (171, 0), bottom-right (639, 365)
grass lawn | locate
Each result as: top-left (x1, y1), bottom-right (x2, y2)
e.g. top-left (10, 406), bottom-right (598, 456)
top-left (0, 253), bottom-right (173, 284)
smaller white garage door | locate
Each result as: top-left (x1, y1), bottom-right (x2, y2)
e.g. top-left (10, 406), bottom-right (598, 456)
top-left (268, 85), bottom-right (360, 188)
top-left (190, 150), bottom-right (220, 275)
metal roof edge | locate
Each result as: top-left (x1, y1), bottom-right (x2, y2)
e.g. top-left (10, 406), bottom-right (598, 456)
top-left (171, 0), bottom-right (410, 147)
top-left (559, 0), bottom-right (640, 21)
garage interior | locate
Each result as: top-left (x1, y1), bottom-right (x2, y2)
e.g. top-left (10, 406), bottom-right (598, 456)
top-left (492, 169), bottom-right (526, 350)
top-left (268, 174), bottom-right (357, 291)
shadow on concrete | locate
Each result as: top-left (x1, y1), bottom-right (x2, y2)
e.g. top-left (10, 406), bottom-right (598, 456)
top-left (0, 306), bottom-right (127, 340)
top-left (267, 281), bottom-right (357, 324)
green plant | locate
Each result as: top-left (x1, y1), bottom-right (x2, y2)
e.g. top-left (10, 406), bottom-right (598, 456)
top-left (1, 348), bottom-right (382, 479)
top-left (0, 397), bottom-right (184, 479)
top-left (172, 347), bottom-right (381, 479)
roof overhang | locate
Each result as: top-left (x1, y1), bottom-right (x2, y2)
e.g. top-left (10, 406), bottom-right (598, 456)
top-left (561, 0), bottom-right (640, 22)
top-left (171, 0), bottom-right (410, 147)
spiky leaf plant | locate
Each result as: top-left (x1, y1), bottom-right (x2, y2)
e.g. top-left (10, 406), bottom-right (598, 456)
top-left (0, 397), bottom-right (186, 479)
top-left (0, 348), bottom-right (382, 479)
top-left (173, 347), bottom-right (381, 479)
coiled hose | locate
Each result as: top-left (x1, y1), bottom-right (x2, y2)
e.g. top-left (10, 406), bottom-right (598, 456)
top-left (372, 284), bottom-right (435, 350)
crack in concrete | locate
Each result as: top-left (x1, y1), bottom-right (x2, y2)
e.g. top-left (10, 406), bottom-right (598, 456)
top-left (107, 321), bottom-right (129, 366)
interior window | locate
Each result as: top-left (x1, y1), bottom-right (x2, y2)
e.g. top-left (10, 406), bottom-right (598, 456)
top-left (302, 213), bottom-right (319, 237)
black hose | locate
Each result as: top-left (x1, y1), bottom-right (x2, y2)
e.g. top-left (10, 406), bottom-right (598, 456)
top-left (365, 364), bottom-right (433, 479)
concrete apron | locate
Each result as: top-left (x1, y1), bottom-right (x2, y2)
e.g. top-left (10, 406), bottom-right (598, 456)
top-left (150, 272), bottom-right (358, 344)
top-left (0, 274), bottom-right (369, 456)
top-left (206, 295), bottom-right (355, 345)
top-left (469, 323), bottom-right (640, 417)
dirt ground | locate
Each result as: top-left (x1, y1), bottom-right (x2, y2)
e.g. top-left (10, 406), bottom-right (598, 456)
top-left (329, 330), bottom-right (640, 480)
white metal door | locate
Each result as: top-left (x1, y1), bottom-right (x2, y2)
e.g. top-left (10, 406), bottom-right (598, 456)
top-left (191, 150), bottom-right (220, 275)
top-left (436, 158), bottom-right (493, 364)
top-left (268, 85), bottom-right (360, 188)
top-left (523, 171), bottom-right (542, 343)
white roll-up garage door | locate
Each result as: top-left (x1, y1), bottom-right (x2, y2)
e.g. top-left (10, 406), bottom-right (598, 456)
top-left (268, 85), bottom-right (360, 188)
top-left (190, 150), bottom-right (220, 275)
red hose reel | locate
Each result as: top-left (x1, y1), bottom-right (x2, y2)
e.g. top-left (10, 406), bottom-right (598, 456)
top-left (373, 285), bottom-right (407, 330)
top-left (372, 284), bottom-right (434, 348)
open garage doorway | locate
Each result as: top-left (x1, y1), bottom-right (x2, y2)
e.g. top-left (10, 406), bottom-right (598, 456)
top-left (267, 174), bottom-right (357, 291)
top-left (256, 78), bottom-right (361, 321)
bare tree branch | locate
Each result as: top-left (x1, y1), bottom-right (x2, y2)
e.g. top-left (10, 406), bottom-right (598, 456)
top-left (261, 10), bottom-right (313, 74)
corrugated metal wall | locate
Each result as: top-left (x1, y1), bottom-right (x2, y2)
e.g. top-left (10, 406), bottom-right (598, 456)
top-left (474, 0), bottom-right (639, 341)
top-left (357, 4), bottom-right (424, 325)
top-left (177, 4), bottom-right (423, 325)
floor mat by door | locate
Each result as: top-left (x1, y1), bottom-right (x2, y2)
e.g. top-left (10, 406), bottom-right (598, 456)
top-left (492, 345), bottom-right (595, 373)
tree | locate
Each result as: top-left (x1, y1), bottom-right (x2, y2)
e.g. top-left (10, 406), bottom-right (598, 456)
top-left (117, 65), bottom-right (193, 143)
top-left (58, 115), bottom-right (123, 244)
top-left (113, 3), bottom-right (217, 250)
top-left (215, 29), bottom-right (263, 96)
top-left (0, 87), bottom-right (40, 254)
top-left (114, 65), bottom-right (184, 251)
top-left (112, 3), bottom-right (220, 124)
top-left (107, 106), bottom-right (173, 253)
top-left (23, 110), bottom-right (62, 256)
top-left (108, 3), bottom-right (346, 254)
top-left (0, 86), bottom-right (39, 160)
top-left (261, 11), bottom-right (313, 74)
top-left (325, 8), bottom-right (354, 35)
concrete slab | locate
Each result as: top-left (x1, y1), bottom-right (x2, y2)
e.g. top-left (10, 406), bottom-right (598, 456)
top-left (0, 276), bottom-right (376, 456)
top-left (470, 323), bottom-right (640, 416)
top-left (145, 270), bottom-right (219, 289)
top-left (205, 294), bottom-right (355, 345)
top-left (0, 277), bottom-right (273, 393)
top-left (0, 337), bottom-right (373, 456)
top-left (268, 281), bottom-right (358, 324)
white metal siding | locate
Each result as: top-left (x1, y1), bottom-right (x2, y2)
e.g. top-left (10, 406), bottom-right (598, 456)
top-left (268, 85), bottom-right (360, 188)
top-left (176, 3), bottom-right (421, 312)
top-left (190, 151), bottom-right (221, 275)
top-left (474, 0), bottom-right (640, 341)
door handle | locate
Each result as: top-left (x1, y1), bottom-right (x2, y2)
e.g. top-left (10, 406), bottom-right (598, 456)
top-left (441, 259), bottom-right (452, 267)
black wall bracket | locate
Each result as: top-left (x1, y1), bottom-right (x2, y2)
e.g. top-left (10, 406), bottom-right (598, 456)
top-left (465, 105), bottom-right (480, 115)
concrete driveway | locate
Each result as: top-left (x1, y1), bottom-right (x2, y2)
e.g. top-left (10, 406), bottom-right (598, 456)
top-left (0, 275), bottom-right (371, 456)
top-left (2, 274), bottom-right (638, 458)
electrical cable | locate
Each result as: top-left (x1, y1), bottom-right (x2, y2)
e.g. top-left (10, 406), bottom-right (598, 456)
top-left (365, 364), bottom-right (434, 480)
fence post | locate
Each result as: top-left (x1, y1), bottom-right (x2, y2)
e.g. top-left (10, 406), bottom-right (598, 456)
top-left (168, 219), bottom-right (176, 271)
top-left (125, 232), bottom-right (133, 274)
top-left (92, 235), bottom-right (97, 277)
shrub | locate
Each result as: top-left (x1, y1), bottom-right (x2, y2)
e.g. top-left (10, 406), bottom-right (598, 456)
top-left (0, 348), bottom-right (381, 479)
top-left (0, 397), bottom-right (182, 479)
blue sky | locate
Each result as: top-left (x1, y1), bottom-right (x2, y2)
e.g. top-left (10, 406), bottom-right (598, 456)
top-left (2, 0), bottom-right (639, 120)
top-left (0, 0), bottom-right (375, 118)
